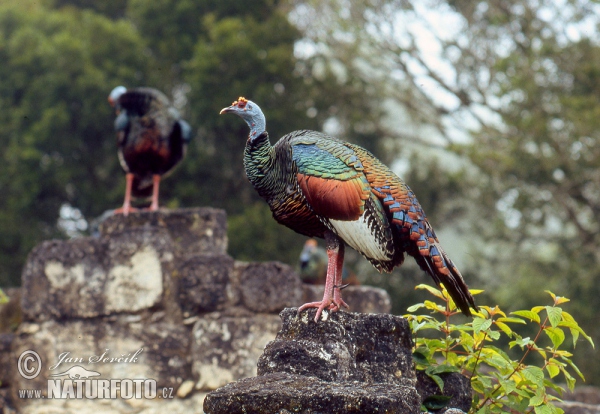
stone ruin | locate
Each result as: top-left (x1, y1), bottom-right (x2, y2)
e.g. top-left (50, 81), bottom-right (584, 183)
top-left (0, 207), bottom-right (476, 413)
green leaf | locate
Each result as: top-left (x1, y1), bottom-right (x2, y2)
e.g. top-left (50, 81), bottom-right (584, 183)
top-left (512, 310), bottom-right (540, 323)
top-left (534, 404), bottom-right (553, 414)
top-left (413, 351), bottom-right (429, 365)
top-left (422, 395), bottom-right (452, 411)
top-left (545, 306), bottom-right (562, 328)
top-left (544, 327), bottom-right (565, 348)
top-left (406, 303), bottom-right (426, 313)
top-left (428, 364), bottom-right (460, 375)
top-left (521, 366), bottom-right (545, 387)
top-left (415, 284), bottom-right (444, 299)
top-left (557, 319), bottom-right (594, 348)
top-left (473, 317), bottom-right (492, 334)
top-left (546, 358), bottom-right (565, 378)
top-left (495, 321), bottom-right (513, 336)
top-left (424, 300), bottom-right (446, 313)
top-left (499, 379), bottom-right (517, 394)
top-left (496, 317), bottom-right (527, 324)
top-left (560, 366), bottom-right (576, 391)
top-left (510, 336), bottom-right (534, 349)
top-left (530, 388), bottom-right (546, 406)
top-left (428, 373), bottom-right (445, 392)
top-left (561, 356), bottom-right (586, 381)
top-left (546, 362), bottom-right (560, 379)
top-left (488, 330), bottom-right (501, 340)
top-left (478, 374), bottom-right (493, 389)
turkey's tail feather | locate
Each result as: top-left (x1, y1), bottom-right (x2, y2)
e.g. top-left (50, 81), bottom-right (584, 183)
top-left (413, 245), bottom-right (477, 316)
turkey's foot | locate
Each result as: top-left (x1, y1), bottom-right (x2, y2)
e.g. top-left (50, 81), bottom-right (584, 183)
top-left (113, 206), bottom-right (139, 216)
top-left (298, 297), bottom-right (347, 322)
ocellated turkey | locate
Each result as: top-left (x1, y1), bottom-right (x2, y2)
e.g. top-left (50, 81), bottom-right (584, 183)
top-left (221, 97), bottom-right (477, 321)
top-left (108, 86), bottom-right (191, 215)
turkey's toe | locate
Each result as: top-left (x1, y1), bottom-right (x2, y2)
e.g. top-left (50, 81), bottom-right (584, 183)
top-left (298, 300), bottom-right (333, 322)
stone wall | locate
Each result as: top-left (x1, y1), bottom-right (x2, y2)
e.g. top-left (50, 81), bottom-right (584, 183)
top-left (1, 208), bottom-right (391, 414)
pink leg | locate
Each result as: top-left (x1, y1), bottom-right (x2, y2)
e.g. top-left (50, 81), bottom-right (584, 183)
top-left (298, 233), bottom-right (347, 322)
top-left (330, 243), bottom-right (349, 312)
top-left (149, 174), bottom-right (160, 211)
top-left (114, 173), bottom-right (138, 216)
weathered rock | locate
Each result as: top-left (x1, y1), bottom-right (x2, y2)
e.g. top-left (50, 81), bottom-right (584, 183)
top-left (0, 287), bottom-right (22, 333)
top-left (205, 308), bottom-right (421, 413)
top-left (236, 262), bottom-right (304, 313)
top-left (0, 333), bottom-right (15, 386)
top-left (562, 386), bottom-right (600, 405)
top-left (556, 401), bottom-right (600, 414)
top-left (302, 284), bottom-right (392, 314)
top-left (416, 370), bottom-right (471, 413)
top-left (98, 207), bottom-right (228, 257)
top-left (177, 254), bottom-right (235, 315)
top-left (258, 308), bottom-right (415, 386)
top-left (8, 207), bottom-right (460, 414)
top-left (10, 317), bottom-right (192, 409)
top-left (204, 372), bottom-right (421, 414)
top-left (191, 313), bottom-right (281, 391)
top-left (21, 238), bottom-right (109, 321)
top-left (20, 208), bottom-right (228, 322)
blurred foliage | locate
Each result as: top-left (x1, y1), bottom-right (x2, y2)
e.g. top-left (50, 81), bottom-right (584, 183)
top-left (0, 0), bottom-right (153, 285)
top-left (290, 0), bottom-right (600, 384)
top-left (0, 0), bottom-right (383, 286)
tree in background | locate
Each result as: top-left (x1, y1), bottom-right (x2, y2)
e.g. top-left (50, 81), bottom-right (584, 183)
top-left (0, 0), bottom-right (153, 286)
top-left (291, 0), bottom-right (600, 383)
top-left (0, 0), bottom-right (385, 280)
top-left (1, 0), bottom-right (598, 385)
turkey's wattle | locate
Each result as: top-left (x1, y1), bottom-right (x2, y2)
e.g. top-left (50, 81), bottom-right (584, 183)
top-left (109, 86), bottom-right (191, 215)
top-left (221, 97), bottom-right (477, 322)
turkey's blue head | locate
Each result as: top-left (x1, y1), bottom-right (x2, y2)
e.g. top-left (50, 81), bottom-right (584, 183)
top-left (220, 97), bottom-right (266, 140)
top-left (108, 86), bottom-right (127, 108)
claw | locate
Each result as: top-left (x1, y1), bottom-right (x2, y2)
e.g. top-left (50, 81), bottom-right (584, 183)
top-left (298, 300), bottom-right (332, 322)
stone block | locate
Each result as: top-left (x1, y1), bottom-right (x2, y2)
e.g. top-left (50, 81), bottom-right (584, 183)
top-left (236, 262), bottom-right (303, 313)
top-left (98, 207), bottom-right (227, 257)
top-left (177, 255), bottom-right (234, 316)
top-left (416, 370), bottom-right (472, 413)
top-left (205, 308), bottom-right (421, 413)
top-left (204, 372), bottom-right (421, 414)
top-left (21, 238), bottom-right (111, 321)
top-left (20, 208), bottom-right (231, 322)
top-left (191, 313), bottom-right (281, 391)
top-left (10, 316), bottom-right (192, 409)
top-left (258, 308), bottom-right (415, 386)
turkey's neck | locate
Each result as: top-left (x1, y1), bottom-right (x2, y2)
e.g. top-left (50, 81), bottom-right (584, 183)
top-left (243, 132), bottom-right (284, 202)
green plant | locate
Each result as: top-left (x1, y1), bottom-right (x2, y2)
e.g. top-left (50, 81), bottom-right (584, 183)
top-left (405, 285), bottom-right (594, 413)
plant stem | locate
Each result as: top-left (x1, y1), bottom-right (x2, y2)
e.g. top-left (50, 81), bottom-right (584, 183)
top-left (476, 315), bottom-right (549, 410)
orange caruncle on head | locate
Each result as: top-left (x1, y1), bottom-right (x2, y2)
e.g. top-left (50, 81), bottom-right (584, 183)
top-left (232, 97), bottom-right (248, 109)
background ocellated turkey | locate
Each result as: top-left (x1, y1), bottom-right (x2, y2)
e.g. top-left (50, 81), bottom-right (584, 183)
top-left (108, 86), bottom-right (191, 215)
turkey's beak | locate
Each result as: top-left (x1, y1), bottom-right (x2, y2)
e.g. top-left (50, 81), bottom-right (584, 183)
top-left (220, 106), bottom-right (234, 115)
